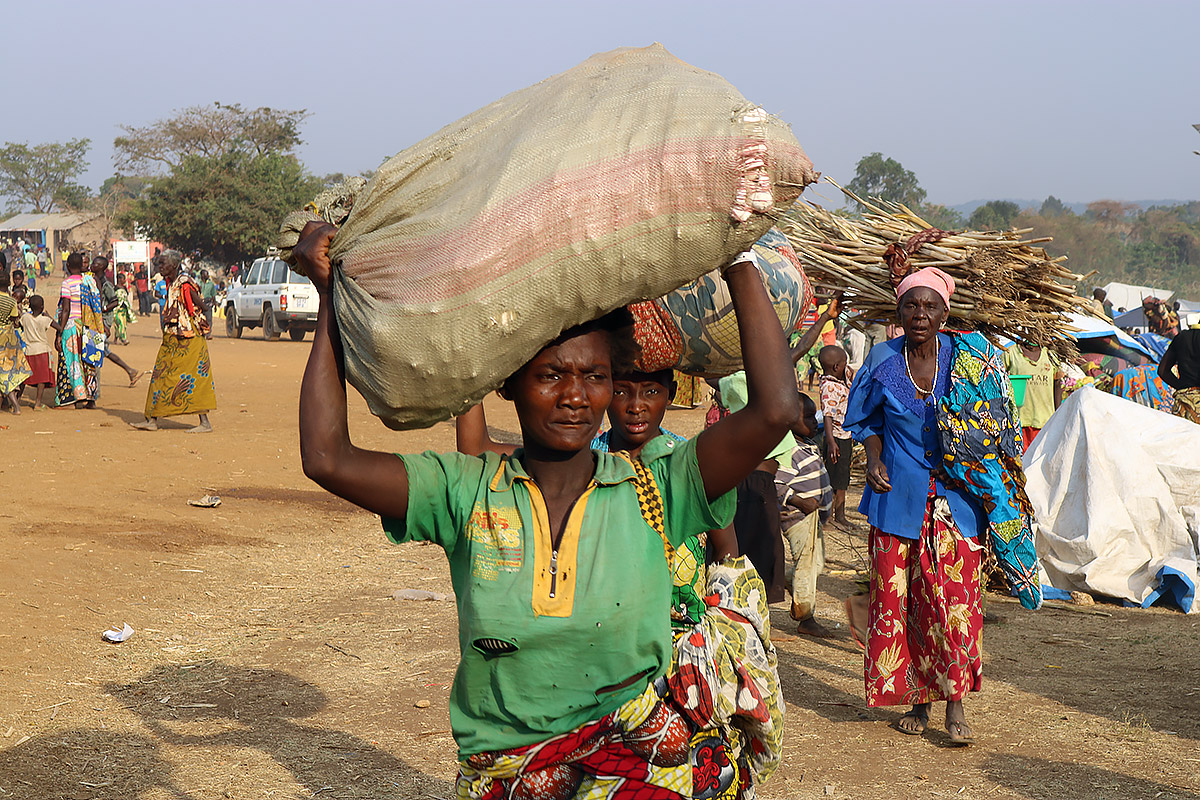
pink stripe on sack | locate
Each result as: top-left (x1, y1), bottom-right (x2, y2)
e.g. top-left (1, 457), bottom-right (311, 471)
top-left (343, 139), bottom-right (813, 306)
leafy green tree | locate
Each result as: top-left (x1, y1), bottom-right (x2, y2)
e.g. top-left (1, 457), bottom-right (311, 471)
top-left (119, 151), bottom-right (323, 263)
top-left (845, 152), bottom-right (927, 211)
top-left (917, 203), bottom-right (963, 230)
top-left (0, 138), bottom-right (91, 212)
top-left (968, 200), bottom-right (1020, 231)
top-left (114, 102), bottom-right (308, 173)
top-left (1040, 195), bottom-right (1070, 217)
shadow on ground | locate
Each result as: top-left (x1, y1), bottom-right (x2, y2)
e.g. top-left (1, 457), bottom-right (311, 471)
top-left (92, 660), bottom-right (453, 799)
top-left (984, 603), bottom-right (1200, 741)
top-left (983, 753), bottom-right (1200, 800)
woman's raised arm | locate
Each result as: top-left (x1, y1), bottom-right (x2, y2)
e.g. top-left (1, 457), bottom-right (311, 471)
top-left (695, 259), bottom-right (800, 499)
top-left (296, 222), bottom-right (412, 519)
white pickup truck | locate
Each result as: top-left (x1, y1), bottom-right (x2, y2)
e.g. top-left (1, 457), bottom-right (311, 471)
top-left (224, 255), bottom-right (321, 341)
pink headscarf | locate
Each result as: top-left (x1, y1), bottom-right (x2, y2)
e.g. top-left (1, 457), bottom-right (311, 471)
top-left (895, 267), bottom-right (955, 309)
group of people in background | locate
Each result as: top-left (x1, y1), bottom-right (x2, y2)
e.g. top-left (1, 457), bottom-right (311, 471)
top-left (0, 248), bottom-right (217, 431)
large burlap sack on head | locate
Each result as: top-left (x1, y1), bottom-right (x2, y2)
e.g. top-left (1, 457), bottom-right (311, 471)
top-left (279, 44), bottom-right (816, 429)
top-left (630, 228), bottom-right (815, 375)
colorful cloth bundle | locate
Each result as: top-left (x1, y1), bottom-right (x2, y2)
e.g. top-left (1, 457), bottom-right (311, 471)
top-left (1110, 364), bottom-right (1174, 413)
top-left (630, 228), bottom-right (815, 375)
top-left (664, 557), bottom-right (785, 785)
top-left (936, 332), bottom-right (1042, 610)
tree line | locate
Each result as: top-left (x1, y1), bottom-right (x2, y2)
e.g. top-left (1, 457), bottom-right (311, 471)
top-left (0, 103), bottom-right (334, 263)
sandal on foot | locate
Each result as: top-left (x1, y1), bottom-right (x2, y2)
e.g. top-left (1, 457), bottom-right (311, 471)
top-left (946, 720), bottom-right (974, 746)
top-left (129, 370), bottom-right (145, 387)
top-left (896, 710), bottom-right (929, 736)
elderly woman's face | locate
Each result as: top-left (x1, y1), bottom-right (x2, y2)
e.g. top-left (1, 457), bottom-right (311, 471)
top-left (898, 286), bottom-right (948, 345)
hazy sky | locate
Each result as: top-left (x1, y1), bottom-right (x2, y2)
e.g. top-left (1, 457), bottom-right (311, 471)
top-left (4, 0), bottom-right (1198, 208)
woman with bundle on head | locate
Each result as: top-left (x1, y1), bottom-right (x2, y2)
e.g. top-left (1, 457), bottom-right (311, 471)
top-left (844, 268), bottom-right (1003, 746)
top-left (294, 220), bottom-right (797, 800)
top-left (131, 250), bottom-right (215, 433)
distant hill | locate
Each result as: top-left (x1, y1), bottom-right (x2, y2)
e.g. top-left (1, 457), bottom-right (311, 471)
top-left (951, 199), bottom-right (1199, 217)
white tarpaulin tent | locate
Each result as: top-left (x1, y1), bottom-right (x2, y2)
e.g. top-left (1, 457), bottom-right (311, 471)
top-left (1100, 281), bottom-right (1175, 312)
top-left (1025, 387), bottom-right (1200, 612)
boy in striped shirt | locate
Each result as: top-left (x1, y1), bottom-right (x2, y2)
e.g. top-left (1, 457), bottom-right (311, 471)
top-left (776, 393), bottom-right (833, 636)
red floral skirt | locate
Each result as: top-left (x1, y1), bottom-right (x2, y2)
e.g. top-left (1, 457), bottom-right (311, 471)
top-left (865, 492), bottom-right (983, 707)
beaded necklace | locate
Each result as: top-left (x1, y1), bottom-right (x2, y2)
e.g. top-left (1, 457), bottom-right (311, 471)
top-left (903, 335), bottom-right (939, 399)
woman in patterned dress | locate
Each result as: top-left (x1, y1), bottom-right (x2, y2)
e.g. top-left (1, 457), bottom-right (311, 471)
top-left (131, 250), bottom-right (215, 432)
top-left (52, 252), bottom-right (103, 409)
top-left (843, 268), bottom-right (988, 746)
top-left (0, 265), bottom-right (31, 414)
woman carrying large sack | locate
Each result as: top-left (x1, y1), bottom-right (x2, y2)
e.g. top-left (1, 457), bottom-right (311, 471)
top-left (294, 221), bottom-right (798, 800)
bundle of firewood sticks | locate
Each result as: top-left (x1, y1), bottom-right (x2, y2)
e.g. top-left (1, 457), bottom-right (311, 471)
top-left (778, 179), bottom-right (1093, 354)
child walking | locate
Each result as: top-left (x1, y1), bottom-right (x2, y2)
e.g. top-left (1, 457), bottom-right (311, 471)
top-left (818, 344), bottom-right (853, 527)
top-left (20, 295), bottom-right (55, 409)
top-left (776, 393), bottom-right (833, 636)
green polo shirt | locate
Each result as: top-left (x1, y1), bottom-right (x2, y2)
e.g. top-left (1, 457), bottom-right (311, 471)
top-left (383, 434), bottom-right (733, 758)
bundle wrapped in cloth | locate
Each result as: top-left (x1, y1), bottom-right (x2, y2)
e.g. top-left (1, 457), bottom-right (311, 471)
top-left (278, 44), bottom-right (816, 429)
top-left (777, 179), bottom-right (1091, 356)
top-left (630, 228), bottom-right (815, 375)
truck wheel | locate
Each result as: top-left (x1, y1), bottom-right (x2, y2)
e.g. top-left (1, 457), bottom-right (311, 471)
top-left (225, 306), bottom-right (242, 338)
top-left (288, 328), bottom-right (306, 342)
top-left (262, 306), bottom-right (280, 340)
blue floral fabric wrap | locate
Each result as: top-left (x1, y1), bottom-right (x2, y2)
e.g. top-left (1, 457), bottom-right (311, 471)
top-left (937, 332), bottom-right (1042, 610)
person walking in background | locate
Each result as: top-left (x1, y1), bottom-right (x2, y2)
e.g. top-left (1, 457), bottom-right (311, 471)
top-left (1086, 287), bottom-right (1112, 320)
top-left (90, 257), bottom-right (144, 387)
top-left (19, 294), bottom-right (55, 409)
top-left (113, 278), bottom-right (136, 345)
top-left (135, 264), bottom-right (150, 316)
top-left (199, 269), bottom-right (217, 339)
top-left (52, 253), bottom-right (105, 409)
top-left (818, 344), bottom-right (854, 527)
top-left (37, 247), bottom-right (49, 277)
top-left (1159, 322), bottom-right (1200, 424)
top-left (776, 393), bottom-right (833, 637)
top-left (1003, 341), bottom-right (1063, 451)
top-left (0, 267), bottom-right (32, 414)
top-left (153, 270), bottom-right (168, 325)
top-left (131, 250), bottom-right (215, 433)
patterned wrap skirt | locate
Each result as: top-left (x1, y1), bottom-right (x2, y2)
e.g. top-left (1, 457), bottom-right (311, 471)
top-left (456, 683), bottom-right (693, 800)
top-left (0, 325), bottom-right (31, 394)
top-left (1173, 387), bottom-right (1200, 424)
top-left (146, 334), bottom-right (216, 418)
top-left (865, 491), bottom-right (984, 707)
top-left (55, 320), bottom-right (97, 405)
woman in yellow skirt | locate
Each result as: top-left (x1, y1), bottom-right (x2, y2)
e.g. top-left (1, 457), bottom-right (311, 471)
top-left (131, 250), bottom-right (215, 433)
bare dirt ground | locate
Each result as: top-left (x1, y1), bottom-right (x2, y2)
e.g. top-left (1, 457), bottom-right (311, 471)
top-left (2, 286), bottom-right (1198, 799)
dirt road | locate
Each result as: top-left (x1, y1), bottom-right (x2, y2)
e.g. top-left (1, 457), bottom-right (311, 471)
top-left (1, 298), bottom-right (1197, 799)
